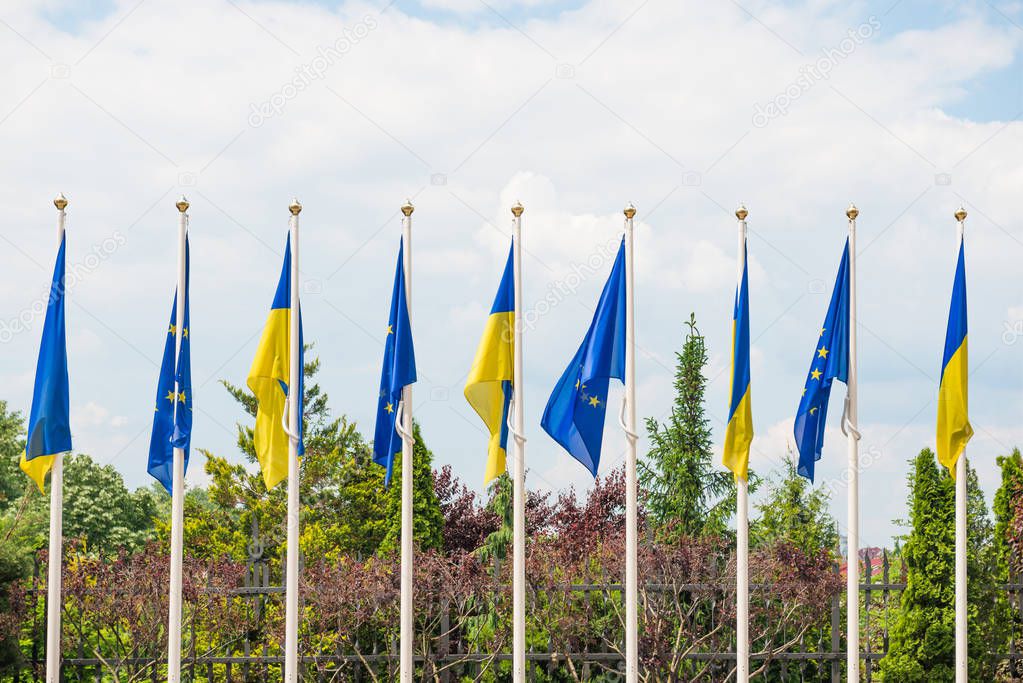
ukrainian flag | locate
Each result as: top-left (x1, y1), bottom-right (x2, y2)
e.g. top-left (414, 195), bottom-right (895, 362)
top-left (937, 237), bottom-right (972, 477)
top-left (464, 243), bottom-right (515, 485)
top-left (247, 237), bottom-right (304, 490)
top-left (20, 234), bottom-right (72, 493)
top-left (722, 238), bottom-right (753, 480)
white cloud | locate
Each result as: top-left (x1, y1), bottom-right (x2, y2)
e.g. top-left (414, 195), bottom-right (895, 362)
top-left (0, 0), bottom-right (1019, 544)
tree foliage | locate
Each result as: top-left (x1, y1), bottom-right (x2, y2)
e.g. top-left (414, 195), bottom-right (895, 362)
top-left (640, 314), bottom-right (735, 540)
top-left (751, 454), bottom-right (838, 557)
top-left (880, 449), bottom-right (1003, 681)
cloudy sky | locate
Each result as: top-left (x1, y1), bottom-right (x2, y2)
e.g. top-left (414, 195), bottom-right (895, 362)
top-left (1, 0), bottom-right (1021, 548)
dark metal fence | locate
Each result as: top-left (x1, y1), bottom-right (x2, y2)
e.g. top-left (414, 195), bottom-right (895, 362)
top-left (6, 547), bottom-right (1023, 682)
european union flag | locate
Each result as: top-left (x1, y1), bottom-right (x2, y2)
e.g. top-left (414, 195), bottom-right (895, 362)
top-left (373, 238), bottom-right (417, 486)
top-left (147, 237), bottom-right (192, 494)
top-left (19, 234), bottom-right (72, 493)
top-left (794, 239), bottom-right (850, 481)
top-left (541, 239), bottom-right (626, 477)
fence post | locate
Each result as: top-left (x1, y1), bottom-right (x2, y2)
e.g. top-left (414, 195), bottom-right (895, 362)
top-left (864, 550), bottom-right (872, 682)
top-left (831, 561), bottom-right (840, 683)
top-left (439, 600), bottom-right (450, 683)
top-left (881, 552), bottom-right (891, 662)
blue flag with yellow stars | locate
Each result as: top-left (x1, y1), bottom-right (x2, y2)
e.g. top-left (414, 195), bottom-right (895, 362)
top-left (19, 233), bottom-right (72, 493)
top-left (541, 238), bottom-right (626, 477)
top-left (147, 237), bottom-right (192, 494)
top-left (794, 239), bottom-right (850, 481)
top-left (373, 238), bottom-right (417, 486)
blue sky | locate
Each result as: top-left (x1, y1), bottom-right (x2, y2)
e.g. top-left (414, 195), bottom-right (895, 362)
top-left (1, 0), bottom-right (1022, 550)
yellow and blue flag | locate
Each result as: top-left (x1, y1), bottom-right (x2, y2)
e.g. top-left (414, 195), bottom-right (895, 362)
top-left (722, 239), bottom-right (753, 480)
top-left (373, 238), bottom-right (417, 486)
top-left (541, 239), bottom-right (626, 477)
top-left (147, 237), bottom-right (192, 494)
top-left (937, 237), bottom-right (972, 477)
top-left (247, 237), bottom-right (304, 491)
top-left (20, 234), bottom-right (72, 493)
top-left (794, 240), bottom-right (850, 482)
top-left (464, 242), bottom-right (514, 485)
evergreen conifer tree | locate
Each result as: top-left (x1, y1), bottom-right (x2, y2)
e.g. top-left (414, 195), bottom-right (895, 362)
top-left (640, 314), bottom-right (735, 539)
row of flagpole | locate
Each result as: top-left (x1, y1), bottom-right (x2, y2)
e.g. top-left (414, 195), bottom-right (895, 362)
top-left (22, 193), bottom-right (974, 682)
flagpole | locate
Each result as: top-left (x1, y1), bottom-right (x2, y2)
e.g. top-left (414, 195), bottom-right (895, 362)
top-left (399, 200), bottom-right (415, 683)
top-left (734, 204), bottom-right (749, 683)
top-left (166, 196), bottom-right (189, 683)
top-left (845, 203), bottom-right (860, 681)
top-left (954, 206), bottom-right (968, 683)
top-left (510, 202), bottom-right (527, 683)
top-left (45, 193), bottom-right (67, 683)
top-left (622, 203), bottom-right (639, 683)
top-left (284, 198), bottom-right (302, 683)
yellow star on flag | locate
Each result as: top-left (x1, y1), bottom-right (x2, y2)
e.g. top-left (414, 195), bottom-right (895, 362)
top-left (588, 395), bottom-right (601, 408)
top-left (385, 402), bottom-right (394, 413)
top-left (817, 346), bottom-right (829, 359)
top-left (810, 368), bottom-right (822, 380)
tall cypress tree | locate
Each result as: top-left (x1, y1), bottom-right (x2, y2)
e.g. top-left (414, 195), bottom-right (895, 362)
top-left (880, 448), bottom-right (1000, 681)
top-left (640, 314), bottom-right (735, 539)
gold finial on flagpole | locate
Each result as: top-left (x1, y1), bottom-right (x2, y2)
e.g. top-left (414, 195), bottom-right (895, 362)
top-left (736, 203), bottom-right (748, 221)
top-left (511, 201), bottom-right (524, 217)
top-left (176, 195), bottom-right (190, 213)
top-left (289, 198), bottom-right (302, 216)
top-left (954, 206), bottom-right (967, 223)
top-left (846, 203), bottom-right (859, 221)
top-left (401, 199), bottom-right (414, 217)
top-left (54, 193), bottom-right (68, 211)
top-left (624, 203), bottom-right (637, 219)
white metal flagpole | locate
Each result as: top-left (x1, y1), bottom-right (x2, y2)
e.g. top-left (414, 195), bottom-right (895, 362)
top-left (167, 196), bottom-right (189, 683)
top-left (734, 204), bottom-right (749, 683)
top-left (45, 193), bottom-right (68, 683)
top-left (283, 198), bottom-right (302, 683)
top-left (954, 206), bottom-right (968, 683)
top-left (510, 202), bottom-right (527, 682)
top-left (844, 203), bottom-right (861, 681)
top-left (622, 203), bottom-right (639, 683)
top-left (399, 200), bottom-right (415, 683)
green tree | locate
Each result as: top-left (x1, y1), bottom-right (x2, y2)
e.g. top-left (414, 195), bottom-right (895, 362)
top-left (993, 448), bottom-right (1023, 576)
top-left (477, 472), bottom-right (512, 568)
top-left (880, 449), bottom-right (1001, 681)
top-left (0, 401), bottom-right (26, 513)
top-left (54, 454), bottom-right (160, 554)
top-left (187, 352), bottom-right (391, 563)
top-left (750, 454), bottom-right (837, 557)
top-left (641, 313), bottom-right (735, 539)
top-left (378, 422), bottom-right (444, 555)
